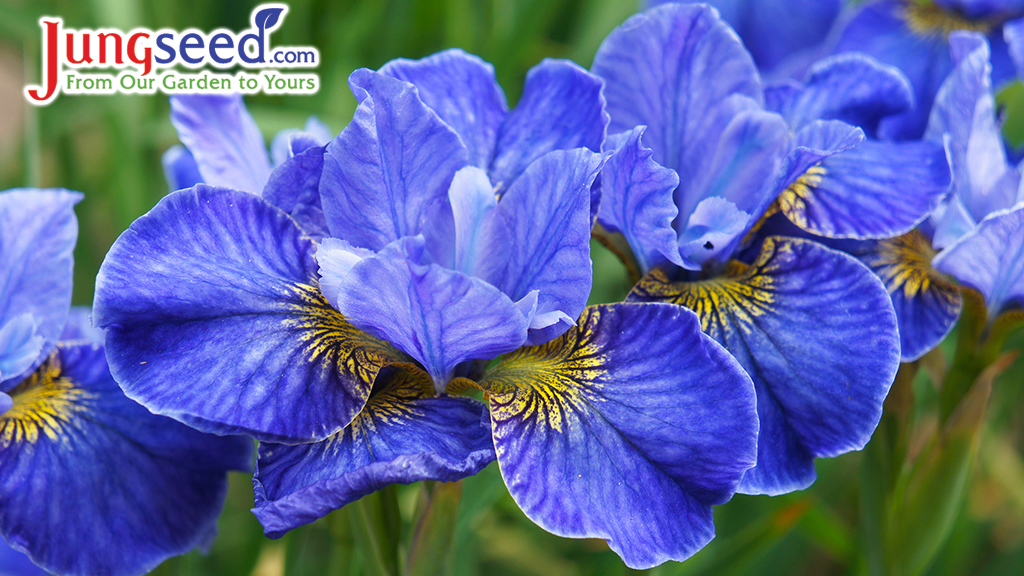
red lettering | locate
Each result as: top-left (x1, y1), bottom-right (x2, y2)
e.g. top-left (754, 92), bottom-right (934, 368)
top-left (26, 19), bottom-right (59, 103)
top-left (97, 32), bottom-right (124, 64)
top-left (128, 32), bottom-right (152, 76)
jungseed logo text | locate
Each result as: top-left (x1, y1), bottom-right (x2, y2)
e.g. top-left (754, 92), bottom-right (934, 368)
top-left (25, 3), bottom-right (319, 105)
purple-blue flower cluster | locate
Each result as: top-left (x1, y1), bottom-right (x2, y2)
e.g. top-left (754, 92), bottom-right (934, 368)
top-left (6, 1), bottom-right (1024, 573)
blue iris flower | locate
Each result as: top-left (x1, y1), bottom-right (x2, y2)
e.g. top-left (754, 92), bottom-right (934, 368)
top-left (0, 189), bottom-right (252, 576)
top-left (591, 3), bottom-right (903, 495)
top-left (834, 0), bottom-right (1024, 140)
top-left (95, 49), bottom-right (762, 568)
top-left (648, 0), bottom-right (845, 79)
top-left (770, 31), bottom-right (1024, 359)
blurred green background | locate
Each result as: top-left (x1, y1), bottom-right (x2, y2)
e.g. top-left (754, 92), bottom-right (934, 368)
top-left (1, 1), bottom-right (1023, 575)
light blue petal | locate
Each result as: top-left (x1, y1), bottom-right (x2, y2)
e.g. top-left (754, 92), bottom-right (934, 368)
top-left (448, 167), bottom-right (510, 286)
top-left (169, 95), bottom-right (271, 195)
top-left (59, 307), bottom-right (104, 345)
top-left (319, 69), bottom-right (469, 251)
top-left (934, 204), bottom-right (1024, 313)
top-left (270, 117), bottom-right (332, 167)
top-left (596, 127), bottom-right (681, 274)
top-left (253, 367), bottom-right (494, 538)
top-left (629, 237), bottom-right (900, 495)
top-left (380, 49), bottom-right (509, 169)
top-left (482, 303), bottom-right (757, 569)
top-left (0, 316), bottom-right (43, 384)
top-left (494, 149), bottom-right (605, 345)
top-left (94, 186), bottom-right (407, 443)
top-left (0, 189), bottom-right (80, 387)
top-left (593, 3), bottom-right (762, 175)
top-left (0, 343), bottom-right (252, 576)
top-left (678, 197), bottom-right (751, 269)
top-left (489, 59), bottom-right (607, 193)
top-left (327, 236), bottom-right (530, 390)
top-left (927, 32), bottom-right (1020, 221)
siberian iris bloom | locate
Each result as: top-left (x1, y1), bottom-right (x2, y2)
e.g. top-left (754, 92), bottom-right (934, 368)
top-left (0, 189), bottom-right (252, 576)
top-left (591, 3), bottom-right (902, 495)
top-left (94, 49), bottom-right (761, 568)
top-left (649, 0), bottom-right (845, 79)
top-left (835, 0), bottom-right (1024, 139)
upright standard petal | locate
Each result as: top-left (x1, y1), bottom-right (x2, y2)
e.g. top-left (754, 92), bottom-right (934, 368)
top-left (0, 189), bottom-right (80, 386)
top-left (481, 303), bottom-right (757, 569)
top-left (489, 60), bottom-right (607, 192)
top-left (934, 205), bottom-right (1024, 313)
top-left (325, 236), bottom-right (529, 390)
top-left (380, 49), bottom-right (509, 170)
top-left (94, 186), bottom-right (406, 443)
top-left (629, 237), bottom-right (900, 495)
top-left (597, 128), bottom-right (682, 274)
top-left (776, 139), bottom-right (951, 239)
top-left (0, 343), bottom-right (252, 576)
top-left (253, 367), bottom-right (494, 538)
top-left (169, 95), bottom-right (272, 195)
top-left (927, 32), bottom-right (1019, 221)
top-left (320, 70), bottom-right (469, 251)
top-left (593, 3), bottom-right (762, 174)
top-left (494, 149), bottom-right (605, 344)
top-left (768, 53), bottom-right (915, 135)
top-left (262, 145), bottom-right (330, 240)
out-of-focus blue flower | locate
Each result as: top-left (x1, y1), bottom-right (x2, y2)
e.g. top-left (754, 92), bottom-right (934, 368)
top-left (835, 0), bottom-right (1024, 140)
top-left (97, 50), bottom-right (762, 569)
top-left (649, 0), bottom-right (845, 79)
top-left (0, 189), bottom-right (252, 576)
top-left (591, 3), bottom-right (902, 495)
top-left (928, 32), bottom-right (1024, 314)
top-left (162, 95), bottom-right (333, 193)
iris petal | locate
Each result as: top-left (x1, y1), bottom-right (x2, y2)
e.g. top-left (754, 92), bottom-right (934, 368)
top-left (629, 236), bottom-right (900, 495)
top-left (94, 186), bottom-right (406, 443)
top-left (596, 127), bottom-right (681, 274)
top-left (262, 145), bottom-right (329, 240)
top-left (253, 367), bottom-right (494, 538)
top-left (327, 236), bottom-right (529, 390)
top-left (934, 204), bottom-right (1024, 313)
top-left (593, 3), bottom-right (762, 177)
top-left (768, 53), bottom-right (914, 135)
top-left (0, 189), bottom-right (80, 388)
top-left (489, 59), bottom-right (606, 192)
top-left (0, 343), bottom-right (252, 576)
top-left (846, 233), bottom-right (963, 361)
top-left (481, 303), bottom-right (757, 569)
top-left (778, 140), bottom-right (951, 239)
top-left (380, 49), bottom-right (509, 169)
top-left (169, 95), bottom-right (272, 195)
top-left (927, 32), bottom-right (1019, 221)
top-left (494, 149), bottom-right (605, 345)
top-left (320, 69), bottom-right (469, 251)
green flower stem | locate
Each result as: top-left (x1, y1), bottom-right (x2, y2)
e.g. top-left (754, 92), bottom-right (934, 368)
top-left (349, 486), bottom-right (402, 576)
